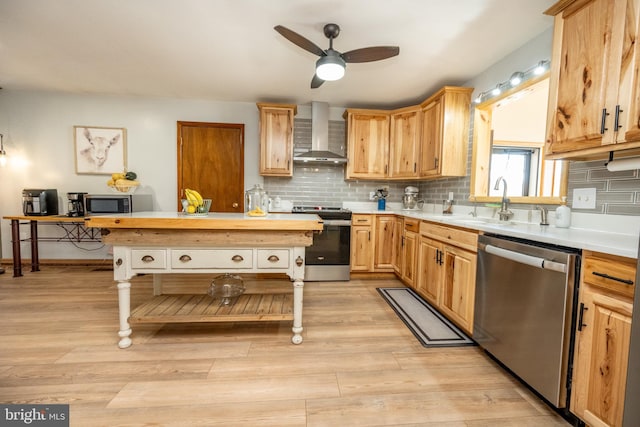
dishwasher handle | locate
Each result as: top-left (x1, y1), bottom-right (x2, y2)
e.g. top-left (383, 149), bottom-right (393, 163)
top-left (483, 244), bottom-right (567, 273)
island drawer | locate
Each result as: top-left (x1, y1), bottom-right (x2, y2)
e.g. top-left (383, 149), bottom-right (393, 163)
top-left (131, 249), bottom-right (167, 269)
top-left (170, 249), bottom-right (253, 269)
top-left (257, 249), bottom-right (290, 269)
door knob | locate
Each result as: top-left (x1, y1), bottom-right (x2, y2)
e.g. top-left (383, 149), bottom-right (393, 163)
top-left (232, 202), bottom-right (239, 208)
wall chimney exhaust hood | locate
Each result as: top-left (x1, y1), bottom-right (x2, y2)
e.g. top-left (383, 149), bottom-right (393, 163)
top-left (294, 101), bottom-right (347, 164)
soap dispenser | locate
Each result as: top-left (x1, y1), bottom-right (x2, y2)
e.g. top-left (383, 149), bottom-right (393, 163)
top-left (555, 196), bottom-right (571, 228)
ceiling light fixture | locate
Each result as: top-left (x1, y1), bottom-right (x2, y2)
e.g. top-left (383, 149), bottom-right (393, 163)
top-left (510, 71), bottom-right (524, 86)
top-left (0, 134), bottom-right (7, 167)
top-left (315, 51), bottom-right (346, 81)
top-left (473, 59), bottom-right (550, 104)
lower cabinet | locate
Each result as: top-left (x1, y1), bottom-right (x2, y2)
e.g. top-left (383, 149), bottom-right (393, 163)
top-left (415, 221), bottom-right (478, 335)
top-left (374, 215), bottom-right (396, 271)
top-left (350, 214), bottom-right (397, 273)
top-left (399, 218), bottom-right (419, 287)
top-left (350, 214), bottom-right (373, 272)
top-left (571, 250), bottom-right (636, 427)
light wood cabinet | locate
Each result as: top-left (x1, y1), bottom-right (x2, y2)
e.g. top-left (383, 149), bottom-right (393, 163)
top-left (415, 221), bottom-right (478, 334)
top-left (344, 86), bottom-right (472, 180)
top-left (571, 250), bottom-right (636, 427)
top-left (392, 217), bottom-right (404, 274)
top-left (344, 109), bottom-right (390, 179)
top-left (389, 106), bottom-right (421, 178)
top-left (544, 0), bottom-right (640, 160)
top-left (351, 214), bottom-right (397, 273)
top-left (419, 86), bottom-right (473, 178)
top-left (374, 215), bottom-right (396, 271)
top-left (398, 218), bottom-right (419, 287)
top-left (350, 214), bottom-right (373, 272)
top-left (257, 103), bottom-right (297, 176)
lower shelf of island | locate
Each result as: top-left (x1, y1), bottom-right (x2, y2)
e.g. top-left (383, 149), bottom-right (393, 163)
top-left (129, 293), bottom-right (294, 324)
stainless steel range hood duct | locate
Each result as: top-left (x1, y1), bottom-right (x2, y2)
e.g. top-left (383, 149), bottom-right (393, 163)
top-left (294, 101), bottom-right (347, 164)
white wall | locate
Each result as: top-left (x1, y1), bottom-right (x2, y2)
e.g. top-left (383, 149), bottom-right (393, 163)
top-left (0, 91), bottom-right (263, 260)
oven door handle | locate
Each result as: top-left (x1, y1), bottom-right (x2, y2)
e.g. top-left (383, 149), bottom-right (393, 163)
top-left (483, 244), bottom-right (566, 273)
top-left (323, 220), bottom-right (352, 226)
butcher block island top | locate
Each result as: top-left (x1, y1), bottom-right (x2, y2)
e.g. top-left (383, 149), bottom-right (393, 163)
top-left (84, 211), bottom-right (324, 231)
top-left (84, 211), bottom-right (324, 348)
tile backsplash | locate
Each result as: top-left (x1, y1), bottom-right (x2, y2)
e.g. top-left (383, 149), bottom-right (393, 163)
top-left (263, 118), bottom-right (640, 216)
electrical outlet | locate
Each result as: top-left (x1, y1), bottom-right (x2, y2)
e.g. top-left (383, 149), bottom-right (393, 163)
top-left (573, 188), bottom-right (596, 209)
top-left (369, 191), bottom-right (376, 200)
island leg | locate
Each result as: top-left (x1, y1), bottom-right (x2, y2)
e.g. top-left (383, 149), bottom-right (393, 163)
top-left (291, 278), bottom-right (304, 344)
top-left (117, 280), bottom-right (132, 348)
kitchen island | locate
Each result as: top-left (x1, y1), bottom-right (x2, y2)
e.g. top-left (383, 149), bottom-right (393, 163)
top-left (85, 212), bottom-right (323, 348)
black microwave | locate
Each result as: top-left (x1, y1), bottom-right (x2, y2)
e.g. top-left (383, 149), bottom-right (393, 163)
top-left (84, 194), bottom-right (153, 214)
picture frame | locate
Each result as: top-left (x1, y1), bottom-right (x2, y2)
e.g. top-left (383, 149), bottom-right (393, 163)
top-left (74, 126), bottom-right (127, 175)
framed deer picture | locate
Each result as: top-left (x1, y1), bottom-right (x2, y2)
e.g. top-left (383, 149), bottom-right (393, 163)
top-left (74, 126), bottom-right (127, 175)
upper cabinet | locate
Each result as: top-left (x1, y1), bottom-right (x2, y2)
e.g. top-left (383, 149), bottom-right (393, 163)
top-left (420, 87), bottom-right (473, 178)
top-left (257, 103), bottom-right (297, 176)
top-left (544, 0), bottom-right (640, 160)
top-left (389, 106), bottom-right (422, 178)
top-left (344, 86), bottom-right (473, 180)
top-left (344, 109), bottom-right (390, 179)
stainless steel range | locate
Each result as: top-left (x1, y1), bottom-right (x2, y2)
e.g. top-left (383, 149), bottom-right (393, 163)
top-left (292, 206), bottom-right (352, 281)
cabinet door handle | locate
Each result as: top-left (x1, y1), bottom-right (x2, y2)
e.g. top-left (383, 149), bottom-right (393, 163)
top-left (600, 108), bottom-right (610, 134)
top-left (267, 255), bottom-right (280, 262)
top-left (231, 255), bottom-right (244, 262)
top-left (614, 105), bottom-right (623, 131)
top-left (577, 302), bottom-right (588, 331)
top-left (179, 254), bottom-right (192, 262)
top-left (368, 231), bottom-right (371, 241)
top-left (592, 271), bottom-right (634, 285)
top-left (141, 255), bottom-right (155, 263)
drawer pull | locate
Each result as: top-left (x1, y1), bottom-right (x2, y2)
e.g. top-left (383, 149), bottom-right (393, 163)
top-left (592, 271), bottom-right (634, 285)
top-left (267, 255), bottom-right (280, 262)
top-left (141, 255), bottom-right (155, 263)
top-left (231, 255), bottom-right (244, 262)
top-left (179, 254), bottom-right (192, 262)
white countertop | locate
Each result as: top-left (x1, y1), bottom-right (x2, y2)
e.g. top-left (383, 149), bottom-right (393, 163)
top-left (344, 202), bottom-right (639, 259)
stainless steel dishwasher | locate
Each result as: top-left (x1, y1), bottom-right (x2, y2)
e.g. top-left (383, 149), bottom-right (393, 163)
top-left (474, 234), bottom-right (580, 410)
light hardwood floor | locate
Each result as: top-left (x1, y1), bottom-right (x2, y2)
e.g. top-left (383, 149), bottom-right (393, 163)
top-left (0, 266), bottom-right (570, 426)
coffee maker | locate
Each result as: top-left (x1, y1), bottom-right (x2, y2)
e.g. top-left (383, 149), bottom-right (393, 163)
top-left (67, 192), bottom-right (87, 217)
top-left (22, 189), bottom-right (59, 216)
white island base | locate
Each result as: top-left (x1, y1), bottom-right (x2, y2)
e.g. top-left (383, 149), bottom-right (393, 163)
top-left (84, 212), bottom-right (323, 349)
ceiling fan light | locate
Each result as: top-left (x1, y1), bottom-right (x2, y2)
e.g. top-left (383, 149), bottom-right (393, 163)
top-left (316, 55), bottom-right (345, 81)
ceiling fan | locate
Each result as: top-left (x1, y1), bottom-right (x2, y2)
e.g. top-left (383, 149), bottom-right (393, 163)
top-left (274, 23), bottom-right (400, 88)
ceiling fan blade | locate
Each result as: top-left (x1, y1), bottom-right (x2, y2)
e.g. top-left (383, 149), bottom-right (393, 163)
top-left (274, 25), bottom-right (326, 57)
top-left (341, 46), bottom-right (400, 63)
top-left (311, 74), bottom-right (325, 89)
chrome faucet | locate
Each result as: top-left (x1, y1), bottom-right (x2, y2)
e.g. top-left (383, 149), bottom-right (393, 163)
top-left (536, 206), bottom-right (549, 225)
top-left (494, 176), bottom-right (513, 221)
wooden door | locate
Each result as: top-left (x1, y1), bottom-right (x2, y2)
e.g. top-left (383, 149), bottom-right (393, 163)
top-left (350, 225), bottom-right (373, 271)
top-left (257, 103), bottom-right (296, 176)
top-left (549, 0), bottom-right (620, 152)
top-left (439, 244), bottom-right (476, 334)
top-left (374, 215), bottom-right (395, 271)
top-left (416, 236), bottom-right (442, 306)
top-left (392, 218), bottom-right (403, 274)
top-left (571, 285), bottom-right (632, 427)
top-left (419, 96), bottom-right (443, 177)
top-left (389, 107), bottom-right (420, 178)
top-left (401, 230), bottom-right (417, 287)
top-left (345, 110), bottom-right (390, 179)
top-left (178, 121), bottom-right (244, 213)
